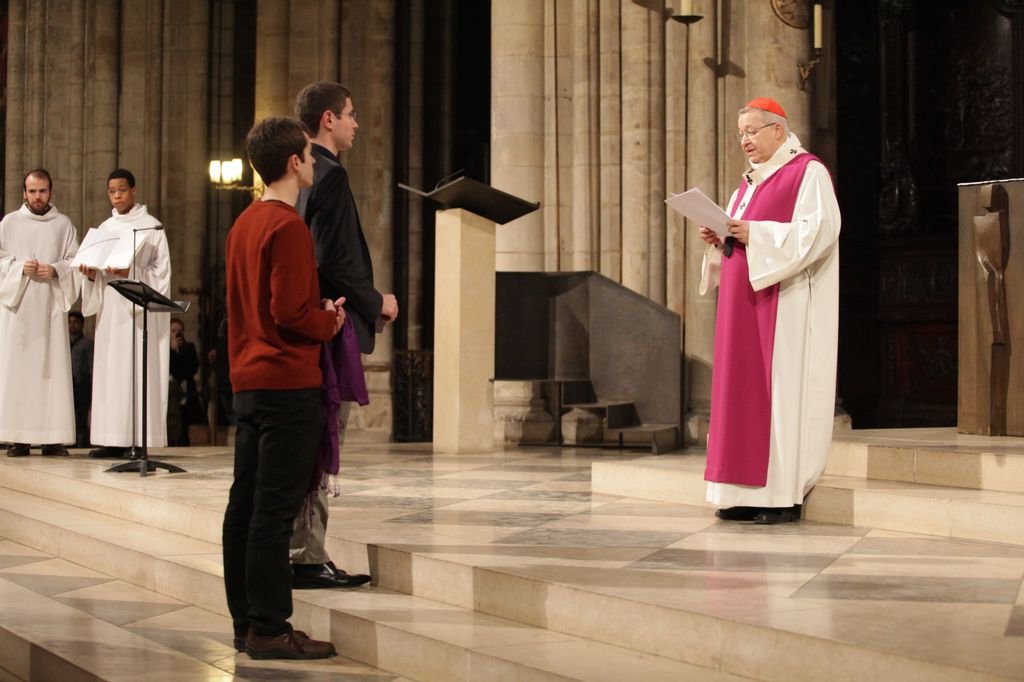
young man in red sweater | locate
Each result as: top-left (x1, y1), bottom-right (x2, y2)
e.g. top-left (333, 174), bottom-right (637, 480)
top-left (221, 116), bottom-right (345, 660)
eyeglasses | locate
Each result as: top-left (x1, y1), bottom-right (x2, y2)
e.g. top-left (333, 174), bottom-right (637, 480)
top-left (335, 110), bottom-right (358, 123)
top-left (735, 123), bottom-right (776, 141)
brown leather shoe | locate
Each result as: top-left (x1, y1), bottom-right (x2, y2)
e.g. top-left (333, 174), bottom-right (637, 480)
top-left (245, 626), bottom-right (336, 660)
top-left (41, 444), bottom-right (69, 457)
top-left (6, 443), bottom-right (29, 457)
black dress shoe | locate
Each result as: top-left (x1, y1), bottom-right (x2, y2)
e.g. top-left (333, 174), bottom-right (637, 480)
top-left (292, 561), bottom-right (371, 589)
top-left (88, 446), bottom-right (128, 459)
top-left (715, 506), bottom-right (761, 521)
top-left (6, 443), bottom-right (30, 457)
top-left (233, 636), bottom-right (246, 652)
top-left (41, 444), bottom-right (69, 457)
top-left (753, 505), bottom-right (801, 525)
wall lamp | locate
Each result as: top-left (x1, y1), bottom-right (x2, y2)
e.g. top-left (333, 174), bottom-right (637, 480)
top-left (798, 3), bottom-right (824, 91)
top-left (209, 158), bottom-right (263, 198)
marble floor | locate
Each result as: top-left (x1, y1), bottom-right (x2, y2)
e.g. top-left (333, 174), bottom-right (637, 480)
top-left (0, 540), bottom-right (410, 681)
top-left (1, 435), bottom-right (1023, 681)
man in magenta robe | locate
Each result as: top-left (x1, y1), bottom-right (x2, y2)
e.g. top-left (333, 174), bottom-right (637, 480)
top-left (698, 97), bottom-right (841, 524)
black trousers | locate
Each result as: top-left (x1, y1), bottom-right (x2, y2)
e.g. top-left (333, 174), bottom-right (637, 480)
top-left (222, 388), bottom-right (322, 637)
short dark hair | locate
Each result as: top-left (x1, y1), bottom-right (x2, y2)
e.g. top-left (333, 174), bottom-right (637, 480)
top-left (107, 168), bottom-right (136, 187)
top-left (245, 117), bottom-right (309, 185)
top-left (24, 169), bottom-right (53, 191)
top-left (295, 81), bottom-right (351, 135)
top-left (68, 311), bottom-right (84, 323)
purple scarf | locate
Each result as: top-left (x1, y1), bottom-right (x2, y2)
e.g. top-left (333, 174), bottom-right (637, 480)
top-left (308, 320), bottom-right (369, 498)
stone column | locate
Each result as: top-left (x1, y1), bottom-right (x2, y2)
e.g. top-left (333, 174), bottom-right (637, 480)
top-left (621, 2), bottom-right (666, 302)
top-left (491, 0), bottom-right (555, 445)
top-left (252, 0), bottom-right (397, 441)
top-left (151, 0), bottom-right (211, 328)
top-left (723, 2), bottom-right (813, 182)
top-left (340, 0), bottom-right (396, 440)
top-left (683, 5), bottom-right (719, 444)
top-left (254, 0), bottom-right (292, 119)
top-left (598, 0), bottom-right (622, 280)
top-left (4, 0), bottom-right (118, 227)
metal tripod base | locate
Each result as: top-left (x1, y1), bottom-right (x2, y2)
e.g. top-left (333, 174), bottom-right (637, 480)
top-left (106, 458), bottom-right (187, 474)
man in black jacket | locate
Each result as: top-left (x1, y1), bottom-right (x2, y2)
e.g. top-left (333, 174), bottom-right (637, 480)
top-left (290, 81), bottom-right (398, 589)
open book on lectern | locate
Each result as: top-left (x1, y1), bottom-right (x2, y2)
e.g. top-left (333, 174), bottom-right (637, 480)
top-left (397, 174), bottom-right (540, 225)
top-left (72, 228), bottom-right (150, 271)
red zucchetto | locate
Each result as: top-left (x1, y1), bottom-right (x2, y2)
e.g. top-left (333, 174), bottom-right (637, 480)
top-left (745, 97), bottom-right (787, 119)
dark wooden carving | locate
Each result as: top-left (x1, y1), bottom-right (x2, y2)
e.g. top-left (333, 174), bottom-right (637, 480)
top-left (972, 184), bottom-right (1011, 435)
top-left (836, 0), bottom-right (1022, 428)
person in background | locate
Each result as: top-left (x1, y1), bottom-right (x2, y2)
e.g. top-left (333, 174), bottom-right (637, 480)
top-left (80, 169), bottom-right (172, 459)
top-left (0, 169), bottom-right (80, 458)
top-left (168, 317), bottom-right (203, 446)
top-left (68, 311), bottom-right (94, 448)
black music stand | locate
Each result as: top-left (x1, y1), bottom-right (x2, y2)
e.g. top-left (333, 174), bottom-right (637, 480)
top-left (105, 279), bottom-right (189, 476)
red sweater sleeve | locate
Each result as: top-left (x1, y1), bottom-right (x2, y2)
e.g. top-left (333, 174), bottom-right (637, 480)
top-left (268, 220), bottom-right (336, 343)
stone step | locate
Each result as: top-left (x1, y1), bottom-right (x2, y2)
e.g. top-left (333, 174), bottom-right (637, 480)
top-left (607, 423), bottom-right (681, 454)
top-left (0, 483), bottom-right (744, 682)
top-left (0, 550), bottom-right (403, 682)
top-left (1, 455), bottom-right (1021, 681)
top-left (590, 454), bottom-right (1024, 547)
top-left (827, 429), bottom-right (1024, 494)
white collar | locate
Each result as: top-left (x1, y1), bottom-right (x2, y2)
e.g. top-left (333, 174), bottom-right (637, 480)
top-left (742, 133), bottom-right (806, 186)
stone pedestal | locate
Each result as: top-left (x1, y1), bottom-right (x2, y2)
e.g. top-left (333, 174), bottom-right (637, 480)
top-left (493, 381), bottom-right (555, 444)
top-left (433, 208), bottom-right (496, 453)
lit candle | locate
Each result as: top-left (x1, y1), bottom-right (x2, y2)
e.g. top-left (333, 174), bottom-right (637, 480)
top-left (680, 0), bottom-right (693, 16)
top-left (813, 4), bottom-right (823, 50)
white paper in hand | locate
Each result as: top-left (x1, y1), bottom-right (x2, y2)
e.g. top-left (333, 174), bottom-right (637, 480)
top-left (71, 228), bottom-right (120, 269)
top-left (70, 228), bottom-right (149, 270)
top-left (665, 188), bottom-right (731, 238)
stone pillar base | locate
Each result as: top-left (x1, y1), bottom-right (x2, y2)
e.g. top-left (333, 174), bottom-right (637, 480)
top-left (684, 408), bottom-right (710, 447)
top-left (346, 363), bottom-right (392, 443)
top-left (561, 408), bottom-right (604, 445)
top-left (834, 402), bottom-right (853, 431)
top-left (493, 381), bottom-right (555, 445)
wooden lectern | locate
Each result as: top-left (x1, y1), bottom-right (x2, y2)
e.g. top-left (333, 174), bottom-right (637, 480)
top-left (399, 176), bottom-right (539, 452)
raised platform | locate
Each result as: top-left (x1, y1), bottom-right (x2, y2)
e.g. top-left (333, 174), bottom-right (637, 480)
top-left (0, 430), bottom-right (1022, 681)
top-left (593, 428), bottom-right (1024, 546)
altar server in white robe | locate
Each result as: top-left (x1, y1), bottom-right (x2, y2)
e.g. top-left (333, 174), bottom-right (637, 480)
top-left (0, 169), bottom-right (81, 457)
top-left (80, 169), bottom-right (172, 458)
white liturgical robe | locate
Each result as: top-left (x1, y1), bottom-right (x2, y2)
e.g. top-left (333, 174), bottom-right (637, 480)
top-left (81, 204), bottom-right (172, 447)
top-left (0, 204), bottom-right (80, 444)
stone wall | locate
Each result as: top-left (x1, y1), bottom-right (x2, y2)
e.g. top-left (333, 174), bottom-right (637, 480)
top-left (491, 0), bottom-right (820, 444)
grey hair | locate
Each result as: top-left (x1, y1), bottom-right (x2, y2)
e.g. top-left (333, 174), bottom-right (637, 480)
top-left (738, 107), bottom-right (790, 137)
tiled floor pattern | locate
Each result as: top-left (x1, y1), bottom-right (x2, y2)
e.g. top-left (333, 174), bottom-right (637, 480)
top-left (0, 435), bottom-right (1023, 680)
top-left (0, 539), bottom-right (409, 681)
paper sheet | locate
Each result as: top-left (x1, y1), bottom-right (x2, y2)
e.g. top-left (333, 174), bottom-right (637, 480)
top-left (71, 228), bottom-right (149, 270)
top-left (665, 188), bottom-right (731, 238)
